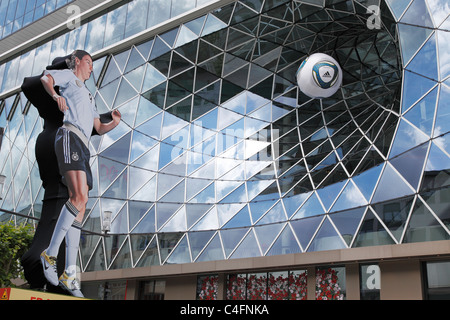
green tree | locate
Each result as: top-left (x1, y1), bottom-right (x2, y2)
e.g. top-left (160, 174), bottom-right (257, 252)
top-left (0, 221), bottom-right (34, 287)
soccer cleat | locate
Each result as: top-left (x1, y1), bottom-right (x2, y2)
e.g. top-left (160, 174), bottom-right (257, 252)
top-left (40, 250), bottom-right (59, 286)
top-left (59, 272), bottom-right (84, 298)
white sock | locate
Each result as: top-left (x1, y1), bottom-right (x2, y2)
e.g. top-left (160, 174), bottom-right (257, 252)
top-left (46, 200), bottom-right (79, 257)
top-left (65, 220), bottom-right (81, 276)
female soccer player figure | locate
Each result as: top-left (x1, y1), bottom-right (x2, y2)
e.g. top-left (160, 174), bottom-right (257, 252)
top-left (39, 50), bottom-right (121, 297)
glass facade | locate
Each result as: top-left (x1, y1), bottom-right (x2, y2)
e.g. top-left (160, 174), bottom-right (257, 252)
top-left (0, 0), bottom-right (72, 40)
top-left (0, 0), bottom-right (449, 277)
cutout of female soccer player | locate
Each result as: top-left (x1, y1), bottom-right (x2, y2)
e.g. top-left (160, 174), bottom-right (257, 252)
top-left (39, 50), bottom-right (121, 297)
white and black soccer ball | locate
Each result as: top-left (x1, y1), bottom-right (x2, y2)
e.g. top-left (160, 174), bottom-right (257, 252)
top-left (296, 53), bottom-right (342, 99)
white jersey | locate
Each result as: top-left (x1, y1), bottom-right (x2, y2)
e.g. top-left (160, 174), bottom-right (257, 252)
top-left (45, 69), bottom-right (99, 140)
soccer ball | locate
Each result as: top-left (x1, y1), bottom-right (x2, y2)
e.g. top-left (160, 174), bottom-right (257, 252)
top-left (296, 53), bottom-right (342, 99)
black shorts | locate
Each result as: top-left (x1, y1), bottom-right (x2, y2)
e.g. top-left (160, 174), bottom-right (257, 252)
top-left (54, 127), bottom-right (93, 190)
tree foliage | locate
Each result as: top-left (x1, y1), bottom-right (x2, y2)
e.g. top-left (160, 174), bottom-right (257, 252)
top-left (0, 221), bottom-right (34, 287)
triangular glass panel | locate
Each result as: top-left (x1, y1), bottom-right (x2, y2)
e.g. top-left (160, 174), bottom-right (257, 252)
top-left (165, 235), bottom-right (191, 264)
top-left (420, 187), bottom-right (450, 231)
top-left (161, 205), bottom-right (187, 232)
top-left (135, 112), bottom-right (162, 141)
top-left (282, 192), bottom-right (311, 219)
top-left (433, 84), bottom-right (450, 137)
top-left (128, 200), bottom-right (154, 231)
top-left (353, 208), bottom-right (396, 247)
top-left (307, 217), bottom-right (347, 252)
top-left (142, 81), bottom-right (167, 109)
top-left (390, 118), bottom-right (430, 158)
top-left (254, 223), bottom-right (284, 254)
top-left (156, 202), bottom-right (183, 231)
top-left (188, 180), bottom-right (215, 204)
top-left (128, 166), bottom-right (156, 198)
top-left (217, 107), bottom-right (243, 131)
top-left (421, 141), bottom-right (450, 192)
top-left (185, 15), bottom-right (206, 36)
top-left (165, 80), bottom-right (192, 109)
top-left (161, 111), bottom-right (188, 140)
top-left (291, 192), bottom-right (325, 220)
top-left (403, 86), bottom-right (438, 136)
top-left (405, 33), bottom-right (438, 81)
top-left (188, 230), bottom-right (216, 260)
top-left (398, 23), bottom-right (433, 66)
top-left (185, 174), bottom-right (213, 201)
top-left (142, 63), bottom-right (166, 93)
top-left (201, 13), bottom-right (228, 36)
top-left (329, 207), bottom-right (366, 247)
top-left (175, 25), bottom-right (198, 48)
top-left (372, 163), bottom-right (415, 203)
top-left (135, 235), bottom-right (159, 267)
top-left (290, 215), bottom-right (324, 250)
top-left (125, 46), bottom-right (146, 73)
top-left (129, 130), bottom-right (158, 163)
top-left (196, 80), bottom-right (222, 105)
top-left (131, 142), bottom-right (159, 171)
top-left (330, 180), bottom-right (368, 213)
top-left (130, 234), bottom-right (155, 266)
top-left (401, 71), bottom-right (436, 113)
top-left (220, 228), bottom-right (248, 257)
top-left (352, 164), bottom-right (383, 201)
top-left (186, 203), bottom-right (213, 229)
top-left (390, 143), bottom-right (429, 190)
top-left (101, 57), bottom-right (122, 86)
top-left (223, 64), bottom-right (249, 89)
top-left (221, 79), bottom-right (245, 104)
top-left (150, 36), bottom-right (172, 61)
top-left (166, 95), bottom-right (192, 122)
top-left (110, 203), bottom-right (128, 234)
top-left (256, 201), bottom-right (287, 225)
top-left (99, 131), bottom-right (131, 164)
top-left (99, 77), bottom-right (119, 108)
top-left (195, 233), bottom-right (225, 262)
top-left (117, 96), bottom-right (139, 127)
top-left (191, 206), bottom-right (219, 231)
top-left (130, 173), bottom-right (156, 202)
top-left (372, 196), bottom-right (414, 243)
top-left (400, 0), bottom-right (434, 28)
top-left (97, 157), bottom-right (126, 195)
top-left (170, 52), bottom-right (194, 78)
top-left (103, 168), bottom-right (128, 199)
top-left (194, 106), bottom-right (218, 130)
top-left (216, 180), bottom-right (243, 202)
top-left (82, 237), bottom-right (103, 272)
top-left (110, 238), bottom-right (132, 270)
top-left (222, 204), bottom-right (252, 229)
top-left (404, 196), bottom-right (450, 243)
top-left (266, 224), bottom-right (302, 255)
top-left (131, 206), bottom-right (156, 233)
top-left (195, 66), bottom-right (221, 91)
top-left (124, 64), bottom-right (146, 92)
top-left (134, 97), bottom-right (162, 127)
top-left (196, 234), bottom-right (225, 262)
top-left (230, 229), bottom-right (261, 259)
top-left (316, 180), bottom-right (346, 212)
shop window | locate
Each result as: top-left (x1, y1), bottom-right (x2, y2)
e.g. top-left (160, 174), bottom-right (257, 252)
top-left (81, 280), bottom-right (128, 300)
top-left (315, 266), bottom-right (345, 300)
top-left (226, 270), bottom-right (307, 300)
top-left (360, 264), bottom-right (380, 300)
top-left (424, 261), bottom-right (450, 300)
top-left (197, 274), bottom-right (219, 300)
top-left (138, 280), bottom-right (165, 300)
